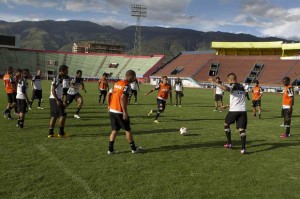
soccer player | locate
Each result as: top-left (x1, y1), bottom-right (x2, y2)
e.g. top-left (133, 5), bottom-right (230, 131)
top-left (145, 76), bottom-right (172, 123)
top-left (66, 70), bottom-right (87, 119)
top-left (280, 77), bottom-right (294, 138)
top-left (48, 65), bottom-right (69, 138)
top-left (251, 80), bottom-right (263, 119)
top-left (213, 77), bottom-right (224, 112)
top-left (16, 69), bottom-right (30, 129)
top-left (174, 77), bottom-right (183, 107)
top-left (107, 70), bottom-right (142, 154)
top-left (62, 74), bottom-right (70, 102)
top-left (3, 66), bottom-right (17, 119)
top-left (29, 69), bottom-right (43, 110)
top-left (128, 78), bottom-right (140, 104)
top-left (98, 73), bottom-right (109, 105)
top-left (209, 73), bottom-right (247, 154)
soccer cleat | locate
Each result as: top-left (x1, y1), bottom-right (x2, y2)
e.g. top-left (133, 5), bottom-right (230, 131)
top-left (74, 114), bottom-right (80, 119)
top-left (8, 117), bottom-right (14, 120)
top-left (179, 105), bottom-right (182, 107)
top-left (37, 107), bottom-right (44, 110)
top-left (28, 107), bottom-right (32, 110)
top-left (132, 146), bottom-right (143, 154)
top-left (224, 143), bottom-right (232, 148)
top-left (107, 150), bottom-right (118, 155)
top-left (58, 133), bottom-right (66, 138)
top-left (3, 111), bottom-right (8, 119)
top-left (48, 134), bottom-right (55, 138)
top-left (154, 120), bottom-right (159, 123)
top-left (280, 133), bottom-right (291, 138)
top-left (147, 110), bottom-right (153, 116)
top-left (213, 109), bottom-right (217, 112)
top-left (280, 124), bottom-right (284, 127)
top-left (241, 149), bottom-right (246, 154)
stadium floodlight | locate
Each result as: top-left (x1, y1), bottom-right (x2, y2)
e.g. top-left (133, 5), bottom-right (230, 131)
top-left (131, 4), bottom-right (147, 55)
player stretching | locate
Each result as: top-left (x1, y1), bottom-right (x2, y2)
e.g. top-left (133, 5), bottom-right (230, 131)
top-left (48, 65), bottom-right (69, 138)
top-left (3, 67), bottom-right (17, 119)
top-left (29, 69), bottom-right (43, 110)
top-left (16, 69), bottom-right (31, 129)
top-left (98, 73), bottom-right (109, 105)
top-left (174, 77), bottom-right (183, 107)
top-left (128, 78), bottom-right (140, 104)
top-left (209, 73), bottom-right (247, 154)
top-left (67, 70), bottom-right (86, 119)
top-left (251, 80), bottom-right (263, 119)
top-left (280, 77), bottom-right (294, 138)
top-left (213, 77), bottom-right (224, 112)
top-left (145, 76), bottom-right (172, 123)
top-left (107, 70), bottom-right (142, 154)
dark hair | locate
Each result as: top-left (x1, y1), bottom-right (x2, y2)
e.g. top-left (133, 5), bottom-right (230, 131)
top-left (216, 76), bottom-right (220, 80)
top-left (125, 70), bottom-right (136, 77)
top-left (227, 73), bottom-right (237, 80)
top-left (254, 80), bottom-right (259, 84)
top-left (16, 68), bottom-right (22, 73)
top-left (59, 65), bottom-right (68, 72)
top-left (162, 76), bottom-right (168, 79)
top-left (7, 66), bottom-right (13, 71)
top-left (282, 77), bottom-right (290, 83)
top-left (22, 68), bottom-right (30, 73)
top-left (76, 70), bottom-right (82, 74)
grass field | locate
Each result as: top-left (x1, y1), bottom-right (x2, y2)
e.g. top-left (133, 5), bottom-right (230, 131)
top-left (1, 81), bottom-right (300, 199)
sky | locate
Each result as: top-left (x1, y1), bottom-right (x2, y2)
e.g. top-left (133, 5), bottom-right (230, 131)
top-left (0, 0), bottom-right (300, 40)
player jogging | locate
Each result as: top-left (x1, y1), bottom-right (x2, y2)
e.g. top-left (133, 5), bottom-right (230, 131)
top-left (107, 70), bottom-right (142, 154)
top-left (213, 77), bottom-right (224, 112)
top-left (66, 70), bottom-right (87, 119)
top-left (128, 78), bottom-right (140, 104)
top-left (48, 65), bottom-right (69, 138)
top-left (3, 66), bottom-right (17, 120)
top-left (280, 77), bottom-right (294, 138)
top-left (98, 73), bottom-right (109, 105)
top-left (209, 73), bottom-right (247, 154)
top-left (16, 69), bottom-right (30, 129)
top-left (29, 69), bottom-right (43, 110)
top-left (145, 76), bottom-right (172, 123)
top-left (174, 77), bottom-right (183, 107)
top-left (251, 80), bottom-right (263, 119)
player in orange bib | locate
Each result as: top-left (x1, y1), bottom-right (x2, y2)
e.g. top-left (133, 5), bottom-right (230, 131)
top-left (98, 73), bottom-right (109, 105)
top-left (251, 80), bottom-right (263, 119)
top-left (280, 77), bottom-right (294, 138)
top-left (107, 70), bottom-right (142, 154)
top-left (145, 76), bottom-right (172, 123)
top-left (2, 66), bottom-right (17, 119)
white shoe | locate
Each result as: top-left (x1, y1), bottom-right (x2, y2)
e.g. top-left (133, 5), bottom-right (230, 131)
top-left (28, 107), bottom-right (32, 110)
top-left (74, 114), bottom-right (80, 119)
top-left (38, 107), bottom-right (44, 110)
top-left (179, 105), bottom-right (182, 107)
top-left (107, 150), bottom-right (118, 155)
top-left (280, 124), bottom-right (284, 127)
top-left (132, 146), bottom-right (143, 154)
top-left (213, 109), bottom-right (217, 112)
top-left (241, 149), bottom-right (246, 154)
top-left (147, 110), bottom-right (153, 116)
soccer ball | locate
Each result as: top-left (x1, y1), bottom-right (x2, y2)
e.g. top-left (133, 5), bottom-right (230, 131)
top-left (180, 127), bottom-right (188, 135)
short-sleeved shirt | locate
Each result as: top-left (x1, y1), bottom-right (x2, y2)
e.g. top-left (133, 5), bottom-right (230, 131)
top-left (252, 86), bottom-right (263, 100)
top-left (215, 81), bottom-right (224, 95)
top-left (3, 73), bottom-right (16, 94)
top-left (282, 85), bottom-right (294, 109)
top-left (32, 75), bottom-right (42, 90)
top-left (62, 76), bottom-right (70, 89)
top-left (174, 81), bottom-right (183, 92)
top-left (130, 79), bottom-right (138, 91)
top-left (16, 77), bottom-right (28, 100)
top-left (67, 77), bottom-right (83, 95)
top-left (99, 77), bottom-right (109, 90)
top-left (50, 75), bottom-right (64, 100)
top-left (228, 83), bottom-right (246, 112)
top-left (155, 83), bottom-right (172, 101)
top-left (109, 80), bottom-right (131, 114)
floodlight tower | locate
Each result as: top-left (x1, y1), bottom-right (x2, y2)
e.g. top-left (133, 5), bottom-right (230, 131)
top-left (131, 4), bottom-right (147, 55)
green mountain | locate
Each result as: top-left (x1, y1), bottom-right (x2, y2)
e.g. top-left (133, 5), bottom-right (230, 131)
top-left (0, 20), bottom-right (292, 60)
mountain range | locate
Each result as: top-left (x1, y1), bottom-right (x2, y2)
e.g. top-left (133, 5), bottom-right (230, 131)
top-left (0, 20), bottom-right (292, 60)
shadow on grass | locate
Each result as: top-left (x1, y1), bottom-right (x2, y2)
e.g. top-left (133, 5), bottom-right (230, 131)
top-left (248, 139), bottom-right (300, 154)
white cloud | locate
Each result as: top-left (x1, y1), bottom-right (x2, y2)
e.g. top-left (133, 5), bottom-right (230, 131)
top-left (92, 17), bottom-right (129, 29)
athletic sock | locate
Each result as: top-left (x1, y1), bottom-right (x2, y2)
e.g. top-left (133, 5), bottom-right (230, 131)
top-left (19, 119), bottom-right (24, 128)
top-left (224, 127), bottom-right (231, 144)
top-left (108, 141), bottom-right (115, 152)
top-left (49, 128), bottom-right (54, 135)
top-left (129, 141), bottom-right (137, 151)
top-left (38, 100), bottom-right (41, 107)
top-left (285, 126), bottom-right (290, 136)
top-left (59, 127), bottom-right (65, 135)
top-left (240, 130), bottom-right (246, 149)
top-left (155, 111), bottom-right (161, 120)
top-left (75, 108), bottom-right (80, 115)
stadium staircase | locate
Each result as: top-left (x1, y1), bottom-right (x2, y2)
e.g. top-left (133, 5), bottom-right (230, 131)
top-left (244, 63), bottom-right (264, 83)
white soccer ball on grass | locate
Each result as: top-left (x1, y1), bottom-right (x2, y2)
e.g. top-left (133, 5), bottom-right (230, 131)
top-left (180, 127), bottom-right (188, 135)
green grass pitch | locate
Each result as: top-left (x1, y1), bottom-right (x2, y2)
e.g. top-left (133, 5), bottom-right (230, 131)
top-left (1, 81), bottom-right (300, 199)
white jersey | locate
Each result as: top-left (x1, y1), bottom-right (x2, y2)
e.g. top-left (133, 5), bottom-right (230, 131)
top-left (62, 76), bottom-right (70, 89)
top-left (215, 82), bottom-right (224, 95)
top-left (243, 84), bottom-right (249, 92)
top-left (50, 75), bottom-right (64, 100)
top-left (174, 81), bottom-right (183, 92)
top-left (16, 77), bottom-right (28, 100)
top-left (228, 83), bottom-right (246, 112)
top-left (130, 80), bottom-right (138, 90)
top-left (67, 77), bottom-right (83, 95)
top-left (32, 75), bottom-right (42, 90)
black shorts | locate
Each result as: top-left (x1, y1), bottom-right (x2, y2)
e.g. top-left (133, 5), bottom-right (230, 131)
top-left (131, 90), bottom-right (137, 97)
top-left (50, 99), bottom-right (66, 118)
top-left (225, 111), bottom-right (247, 129)
top-left (109, 112), bottom-right (131, 131)
top-left (63, 88), bottom-right (69, 96)
top-left (215, 94), bottom-right (223, 101)
top-left (66, 93), bottom-right (81, 104)
top-left (283, 108), bottom-right (293, 121)
top-left (32, 89), bottom-right (42, 100)
top-left (17, 99), bottom-right (27, 113)
top-left (100, 90), bottom-right (107, 96)
top-left (7, 93), bottom-right (17, 104)
top-left (175, 91), bottom-right (183, 97)
top-left (252, 100), bottom-right (261, 107)
top-left (157, 98), bottom-right (166, 113)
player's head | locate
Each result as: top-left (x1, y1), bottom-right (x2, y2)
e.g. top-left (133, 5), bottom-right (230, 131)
top-left (125, 70), bottom-right (136, 83)
top-left (59, 65), bottom-right (69, 76)
top-left (15, 68), bottom-right (22, 76)
top-left (161, 76), bottom-right (168, 84)
top-left (254, 80), bottom-right (259, 85)
top-left (7, 66), bottom-right (13, 74)
top-left (76, 70), bottom-right (82, 77)
top-left (216, 76), bottom-right (220, 82)
top-left (37, 69), bottom-right (41, 76)
top-left (282, 77), bottom-right (290, 86)
top-left (22, 69), bottom-right (30, 78)
top-left (227, 73), bottom-right (237, 83)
